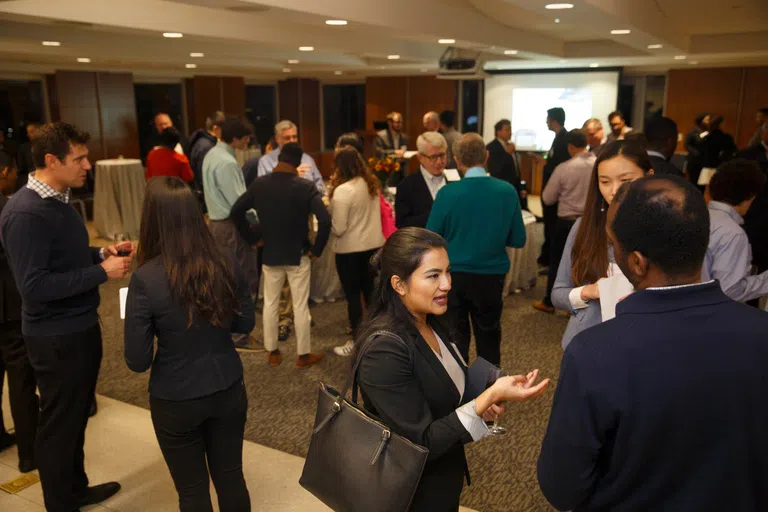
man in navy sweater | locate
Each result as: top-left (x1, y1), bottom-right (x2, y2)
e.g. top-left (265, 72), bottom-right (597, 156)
top-left (538, 175), bottom-right (768, 511)
top-left (0, 123), bottom-right (132, 512)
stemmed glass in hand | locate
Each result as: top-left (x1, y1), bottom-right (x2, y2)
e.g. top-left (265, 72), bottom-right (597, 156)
top-left (115, 233), bottom-right (132, 256)
top-left (488, 369), bottom-right (545, 437)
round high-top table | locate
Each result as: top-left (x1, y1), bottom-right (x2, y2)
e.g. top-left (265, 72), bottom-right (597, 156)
top-left (93, 159), bottom-right (145, 241)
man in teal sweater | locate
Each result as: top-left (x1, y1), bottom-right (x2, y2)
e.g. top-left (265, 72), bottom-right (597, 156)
top-left (427, 133), bottom-right (526, 365)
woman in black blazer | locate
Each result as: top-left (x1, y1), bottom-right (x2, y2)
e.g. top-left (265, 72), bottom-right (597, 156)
top-left (124, 176), bottom-right (255, 512)
top-left (356, 228), bottom-right (550, 511)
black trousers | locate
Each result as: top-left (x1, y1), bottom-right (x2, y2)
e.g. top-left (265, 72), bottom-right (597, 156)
top-left (25, 323), bottom-right (102, 512)
top-left (539, 202), bottom-right (558, 265)
top-left (448, 272), bottom-right (506, 366)
top-left (150, 381), bottom-right (250, 512)
top-left (335, 249), bottom-right (377, 331)
top-left (0, 321), bottom-right (38, 462)
top-left (544, 218), bottom-right (577, 307)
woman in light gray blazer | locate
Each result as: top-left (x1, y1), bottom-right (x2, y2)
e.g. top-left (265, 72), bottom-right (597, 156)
top-left (552, 141), bottom-right (653, 348)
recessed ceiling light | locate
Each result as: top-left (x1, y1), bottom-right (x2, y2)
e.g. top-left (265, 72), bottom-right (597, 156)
top-left (589, 63), bottom-right (600, 68)
top-left (77, 58), bottom-right (90, 63)
top-left (647, 44), bottom-right (663, 49)
top-left (689, 60), bottom-right (699, 65)
top-left (163, 32), bottom-right (183, 38)
top-left (504, 50), bottom-right (519, 55)
top-left (334, 70), bottom-right (343, 75)
top-left (674, 55), bottom-right (687, 60)
top-left (387, 55), bottom-right (400, 60)
top-left (325, 20), bottom-right (348, 26)
top-left (299, 46), bottom-right (314, 52)
top-left (190, 52), bottom-right (204, 58)
top-left (42, 41), bottom-right (61, 46)
top-left (288, 59), bottom-right (299, 64)
top-left (554, 18), bottom-right (561, 23)
top-left (185, 63), bottom-right (197, 69)
top-left (545, 3), bottom-right (574, 9)
top-left (438, 39), bottom-right (455, 44)
top-left (611, 29), bottom-right (631, 35)
top-left (283, 68), bottom-right (291, 72)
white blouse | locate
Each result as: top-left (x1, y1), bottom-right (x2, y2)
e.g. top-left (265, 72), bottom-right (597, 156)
top-left (431, 329), bottom-right (490, 441)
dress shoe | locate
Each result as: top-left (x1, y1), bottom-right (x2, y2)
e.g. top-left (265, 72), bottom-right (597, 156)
top-left (267, 349), bottom-right (282, 368)
top-left (532, 301), bottom-right (555, 314)
top-left (0, 431), bottom-right (16, 452)
top-left (76, 482), bottom-right (121, 507)
top-left (278, 325), bottom-right (290, 342)
top-left (296, 353), bottom-right (324, 369)
top-left (89, 399), bottom-right (98, 417)
top-left (19, 458), bottom-right (37, 473)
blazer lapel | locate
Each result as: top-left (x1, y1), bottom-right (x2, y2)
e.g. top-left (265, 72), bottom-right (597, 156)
top-left (410, 325), bottom-right (462, 404)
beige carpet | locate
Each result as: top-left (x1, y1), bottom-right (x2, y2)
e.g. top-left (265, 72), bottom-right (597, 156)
top-left (95, 267), bottom-right (566, 512)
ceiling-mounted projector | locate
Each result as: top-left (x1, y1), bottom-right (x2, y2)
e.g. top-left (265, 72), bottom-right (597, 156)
top-left (438, 47), bottom-right (487, 79)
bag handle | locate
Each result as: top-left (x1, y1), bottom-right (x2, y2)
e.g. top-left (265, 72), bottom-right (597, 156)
top-left (339, 330), bottom-right (404, 406)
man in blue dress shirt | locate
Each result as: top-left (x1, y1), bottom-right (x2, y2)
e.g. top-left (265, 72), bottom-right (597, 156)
top-left (256, 120), bottom-right (324, 194)
top-left (539, 175), bottom-right (768, 511)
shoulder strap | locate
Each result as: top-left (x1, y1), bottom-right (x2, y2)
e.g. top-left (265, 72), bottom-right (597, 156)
top-left (337, 330), bottom-right (405, 406)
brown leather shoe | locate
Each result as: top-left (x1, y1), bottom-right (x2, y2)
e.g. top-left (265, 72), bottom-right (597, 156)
top-left (532, 301), bottom-right (555, 314)
top-left (296, 353), bottom-right (324, 369)
top-left (267, 349), bottom-right (282, 368)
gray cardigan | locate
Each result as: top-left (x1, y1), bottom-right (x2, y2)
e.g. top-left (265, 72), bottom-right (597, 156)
top-left (551, 218), bottom-right (616, 349)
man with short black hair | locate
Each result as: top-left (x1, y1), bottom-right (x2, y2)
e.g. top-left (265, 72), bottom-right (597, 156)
top-left (188, 110), bottom-right (225, 190)
top-left (534, 129), bottom-right (594, 313)
top-left (606, 110), bottom-right (633, 143)
top-left (231, 143), bottom-right (330, 370)
top-left (540, 107), bottom-right (570, 266)
top-left (645, 116), bottom-right (683, 177)
top-left (202, 118), bottom-right (260, 349)
top-left (0, 122), bottom-right (131, 511)
top-left (704, 159), bottom-right (768, 301)
top-left (539, 175), bottom-right (768, 511)
top-left (486, 119), bottom-right (522, 195)
top-left (427, 133), bottom-right (526, 365)
top-left (439, 110), bottom-right (461, 169)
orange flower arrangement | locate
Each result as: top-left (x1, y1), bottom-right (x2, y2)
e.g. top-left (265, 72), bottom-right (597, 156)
top-left (368, 156), bottom-right (401, 174)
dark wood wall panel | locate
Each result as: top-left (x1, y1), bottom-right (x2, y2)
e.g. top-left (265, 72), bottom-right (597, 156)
top-left (365, 77), bottom-right (408, 132)
top-left (406, 76), bottom-right (457, 143)
top-left (191, 76), bottom-right (222, 132)
top-left (299, 79), bottom-right (320, 153)
top-left (278, 79), bottom-right (300, 130)
top-left (96, 72), bottom-right (140, 159)
top-left (45, 74), bottom-right (60, 122)
top-left (184, 78), bottom-right (195, 134)
top-left (665, 68), bottom-right (747, 152)
top-left (54, 71), bottom-right (104, 161)
top-left (221, 77), bottom-right (245, 118)
top-left (737, 67), bottom-right (768, 148)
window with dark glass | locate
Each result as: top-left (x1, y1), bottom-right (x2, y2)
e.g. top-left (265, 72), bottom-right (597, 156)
top-left (0, 80), bottom-right (45, 151)
top-left (133, 83), bottom-right (183, 163)
top-left (322, 84), bottom-right (365, 150)
top-left (245, 85), bottom-right (276, 153)
top-left (461, 79), bottom-right (482, 134)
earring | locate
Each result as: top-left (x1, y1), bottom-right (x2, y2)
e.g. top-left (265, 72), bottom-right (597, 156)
top-left (601, 205), bottom-right (605, 212)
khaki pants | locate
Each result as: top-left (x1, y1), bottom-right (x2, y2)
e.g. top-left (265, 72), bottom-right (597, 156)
top-left (279, 283), bottom-right (293, 328)
top-left (263, 257), bottom-right (312, 355)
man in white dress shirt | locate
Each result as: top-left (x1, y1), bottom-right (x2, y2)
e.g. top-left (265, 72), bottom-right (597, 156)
top-left (257, 120), bottom-right (325, 194)
top-left (395, 132), bottom-right (448, 229)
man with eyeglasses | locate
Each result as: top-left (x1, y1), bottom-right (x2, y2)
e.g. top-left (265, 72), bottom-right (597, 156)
top-left (395, 132), bottom-right (449, 229)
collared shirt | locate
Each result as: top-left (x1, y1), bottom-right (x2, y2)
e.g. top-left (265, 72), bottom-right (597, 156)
top-left (702, 200), bottom-right (768, 301)
top-left (27, 172), bottom-right (71, 204)
top-left (606, 127), bottom-right (633, 143)
top-left (541, 151), bottom-right (596, 218)
top-left (202, 141), bottom-right (247, 221)
top-left (647, 280), bottom-right (715, 291)
top-left (256, 147), bottom-right (325, 194)
top-left (647, 150), bottom-right (666, 160)
top-left (464, 166), bottom-right (488, 178)
top-left (420, 166), bottom-right (446, 200)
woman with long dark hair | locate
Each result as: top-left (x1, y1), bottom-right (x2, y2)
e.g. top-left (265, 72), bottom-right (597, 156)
top-left (551, 141), bottom-right (653, 348)
top-left (355, 227), bottom-right (550, 511)
top-left (124, 176), bottom-right (254, 511)
top-left (329, 145), bottom-right (385, 356)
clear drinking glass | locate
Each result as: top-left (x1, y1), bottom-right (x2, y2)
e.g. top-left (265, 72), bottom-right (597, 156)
top-left (488, 366), bottom-right (507, 436)
top-left (116, 233), bottom-right (131, 256)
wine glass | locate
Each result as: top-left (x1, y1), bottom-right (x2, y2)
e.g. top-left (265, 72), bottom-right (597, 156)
top-left (116, 233), bottom-right (132, 257)
top-left (488, 365), bottom-right (507, 436)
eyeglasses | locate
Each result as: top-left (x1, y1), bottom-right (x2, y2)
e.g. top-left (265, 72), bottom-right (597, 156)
top-left (420, 152), bottom-right (447, 162)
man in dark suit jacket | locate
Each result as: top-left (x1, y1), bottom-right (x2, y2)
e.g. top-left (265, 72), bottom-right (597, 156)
top-left (230, 143), bottom-right (330, 370)
top-left (486, 118), bottom-right (527, 209)
top-left (540, 107), bottom-right (569, 265)
top-left (740, 122), bottom-right (768, 273)
top-left (539, 175), bottom-right (768, 511)
top-left (645, 115), bottom-right (684, 177)
top-left (395, 132), bottom-right (449, 228)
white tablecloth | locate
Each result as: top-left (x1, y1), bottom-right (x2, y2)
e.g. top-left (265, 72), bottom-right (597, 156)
top-left (93, 159), bottom-right (145, 241)
top-left (503, 210), bottom-right (540, 295)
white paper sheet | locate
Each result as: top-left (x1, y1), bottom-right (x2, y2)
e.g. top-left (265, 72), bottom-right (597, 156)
top-left (444, 168), bottom-right (461, 181)
top-left (698, 167), bottom-right (717, 186)
top-left (119, 287), bottom-right (128, 320)
top-left (403, 151), bottom-right (418, 159)
top-left (597, 274), bottom-right (635, 322)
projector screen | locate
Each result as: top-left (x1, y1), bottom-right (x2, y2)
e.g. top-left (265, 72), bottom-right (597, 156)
top-left (483, 71), bottom-right (620, 151)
